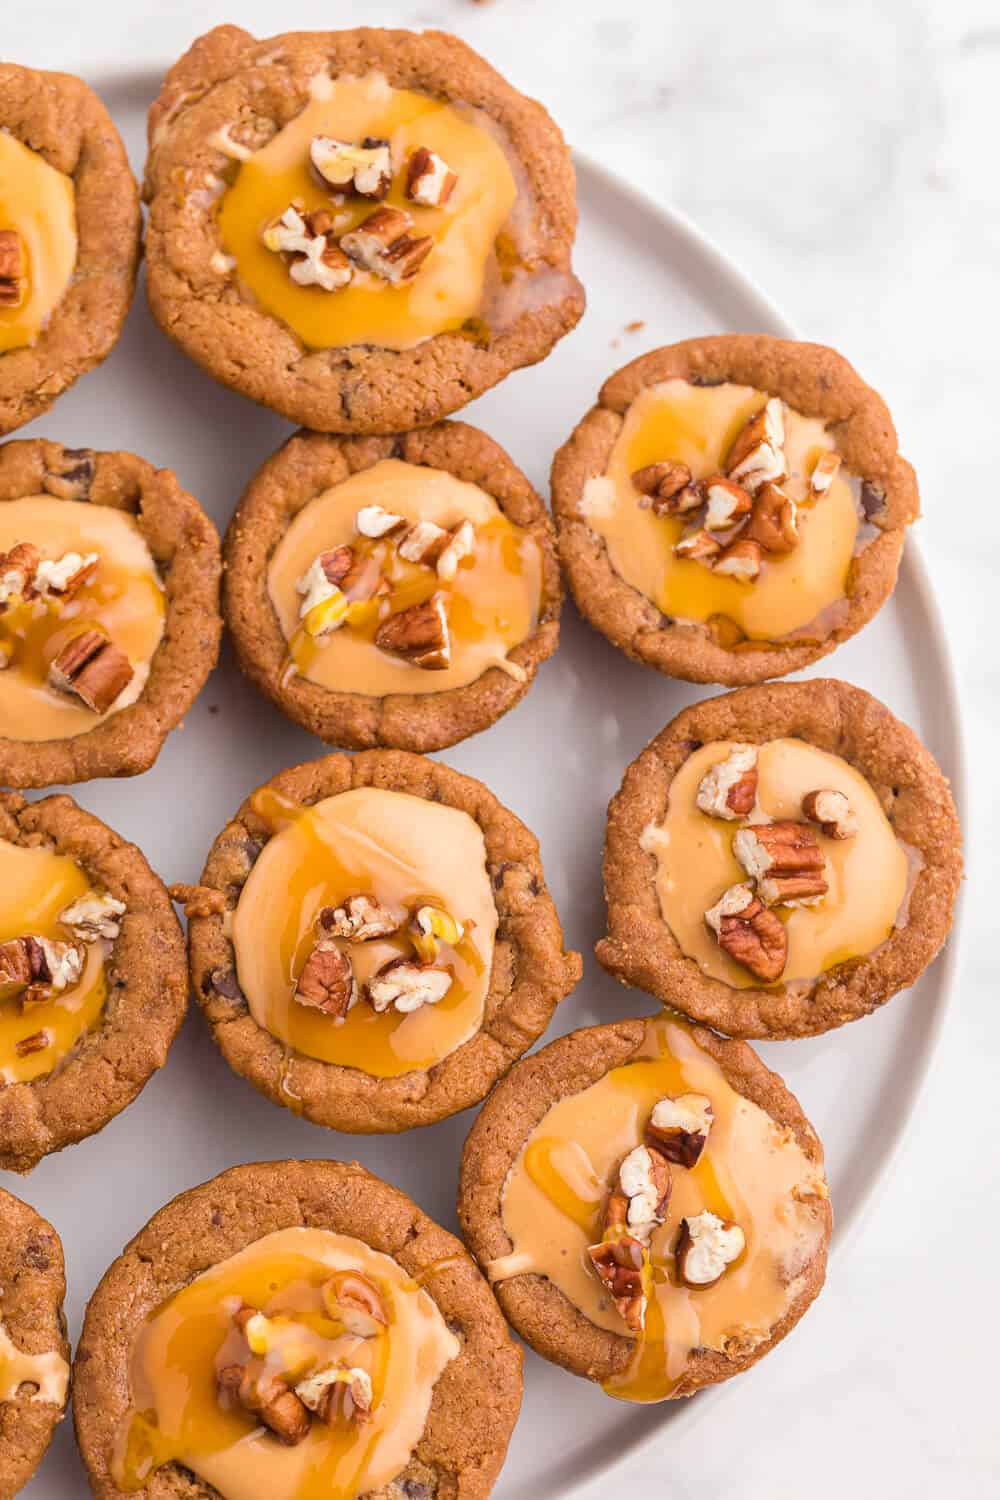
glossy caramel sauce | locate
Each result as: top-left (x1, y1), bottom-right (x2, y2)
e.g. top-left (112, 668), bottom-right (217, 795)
top-left (216, 72), bottom-right (519, 351)
top-left (267, 458), bottom-right (542, 696)
top-left (113, 1227), bottom-right (459, 1500)
top-left (0, 838), bottom-right (108, 1084)
top-left (580, 379), bottom-right (862, 639)
top-left (0, 1318), bottom-right (69, 1405)
top-left (0, 498), bottom-right (165, 741)
top-left (496, 1017), bottom-right (828, 1402)
top-left (232, 787), bottom-right (497, 1077)
top-left (0, 133), bottom-right (77, 353)
top-left (643, 738), bottom-right (909, 987)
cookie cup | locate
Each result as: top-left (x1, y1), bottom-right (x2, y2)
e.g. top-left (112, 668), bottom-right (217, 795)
top-left (597, 679), bottom-right (962, 1039)
top-left (551, 335), bottom-right (919, 685)
top-left (187, 750), bottom-right (581, 1132)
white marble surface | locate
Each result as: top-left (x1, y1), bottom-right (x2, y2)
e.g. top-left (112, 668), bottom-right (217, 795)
top-left (4, 1), bottom-right (996, 1495)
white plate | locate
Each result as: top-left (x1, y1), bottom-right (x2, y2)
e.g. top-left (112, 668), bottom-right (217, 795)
top-left (12, 83), bottom-right (964, 1499)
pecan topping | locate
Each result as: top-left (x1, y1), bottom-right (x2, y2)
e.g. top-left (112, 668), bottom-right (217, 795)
top-left (405, 146), bottom-right (459, 207)
top-left (0, 935), bottom-right (83, 1004)
top-left (631, 460), bottom-right (696, 515)
top-left (295, 1364), bottom-right (373, 1425)
top-left (397, 520), bottom-right (450, 567)
top-left (695, 744), bottom-right (758, 820)
top-left (674, 526), bottom-right (721, 564)
top-left (615, 1144), bottom-right (672, 1243)
top-left (366, 957), bottom-right (452, 1014)
top-left (436, 520), bottom-right (475, 582)
top-left (296, 551), bottom-right (355, 638)
top-left (746, 482), bottom-right (799, 554)
top-left (59, 891), bottom-right (125, 942)
top-left (704, 884), bottom-right (787, 983)
top-left (48, 629), bottom-right (134, 714)
top-left (0, 542), bottom-right (40, 606)
top-left (675, 1211), bottom-right (745, 1287)
top-left (355, 505), bottom-right (406, 539)
top-left (218, 1363), bottom-right (310, 1446)
top-left (322, 1271), bottom-right (388, 1337)
top-left (310, 136), bottom-right (392, 199)
top-left (703, 474), bottom-right (752, 532)
top-left (340, 206), bottom-right (433, 284)
top-left (410, 904), bottom-right (465, 963)
top-left (0, 230), bottom-right (24, 308)
top-left (14, 1030), bottom-right (50, 1058)
top-left (646, 1093), bottom-right (714, 1168)
top-left (725, 397), bottom-right (786, 493)
top-left (293, 941), bottom-right (357, 1019)
top-left (802, 788), bottom-right (858, 840)
top-left (36, 552), bottom-right (99, 600)
top-left (374, 596), bottom-right (451, 670)
top-left (809, 451), bottom-right (841, 498)
top-left (713, 536), bottom-right (762, 581)
top-left (43, 449), bottom-right (96, 502)
top-left (586, 1236), bottom-right (647, 1332)
top-left (262, 206), bottom-right (353, 292)
top-left (319, 895), bottom-right (404, 941)
top-left (733, 821), bottom-right (829, 906)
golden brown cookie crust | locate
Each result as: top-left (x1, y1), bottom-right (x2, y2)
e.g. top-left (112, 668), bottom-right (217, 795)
top-left (224, 421), bottom-right (564, 751)
top-left (188, 749), bottom-right (582, 1132)
top-left (73, 1159), bottom-right (523, 1500)
top-left (458, 1017), bottom-right (831, 1394)
top-left (0, 1189), bottom-right (68, 1499)
top-left (551, 335), bottom-right (919, 685)
top-left (143, 25), bottom-right (585, 433)
top-left (0, 791), bottom-right (187, 1172)
top-left (0, 439), bottom-right (222, 787)
top-left (0, 65), bottom-right (140, 436)
top-left (597, 680), bottom-right (963, 1038)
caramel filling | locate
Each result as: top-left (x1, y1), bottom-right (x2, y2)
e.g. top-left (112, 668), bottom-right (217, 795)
top-left (0, 838), bottom-right (108, 1084)
top-left (216, 72), bottom-right (520, 351)
top-left (495, 1017), bottom-right (828, 1402)
top-left (267, 459), bottom-right (542, 696)
top-left (113, 1227), bottom-right (460, 1500)
top-left (580, 379), bottom-right (862, 639)
top-left (0, 1318), bottom-right (69, 1406)
top-left (0, 133), bottom-right (77, 353)
top-left (0, 498), bottom-right (165, 741)
top-left (644, 738), bottom-right (908, 987)
top-left (232, 787), bottom-right (497, 1078)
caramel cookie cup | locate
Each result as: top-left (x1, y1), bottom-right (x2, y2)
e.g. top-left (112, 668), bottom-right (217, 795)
top-left (74, 1159), bottom-right (522, 1500)
top-left (458, 1017), bottom-right (831, 1400)
top-left (184, 750), bottom-right (581, 1133)
top-left (143, 25), bottom-right (584, 433)
top-left (551, 335), bottom-right (919, 685)
top-left (224, 421), bottom-right (562, 752)
top-left (0, 439), bottom-right (222, 787)
top-left (0, 1189), bottom-right (69, 1498)
top-left (597, 680), bottom-right (962, 1039)
top-left (0, 790), bottom-right (187, 1173)
top-left (0, 65), bottom-right (140, 435)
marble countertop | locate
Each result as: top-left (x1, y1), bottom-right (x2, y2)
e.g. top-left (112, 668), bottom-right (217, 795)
top-left (5, 0), bottom-right (994, 1495)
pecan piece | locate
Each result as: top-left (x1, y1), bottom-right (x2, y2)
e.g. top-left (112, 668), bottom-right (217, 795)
top-left (397, 520), bottom-right (450, 567)
top-left (35, 552), bottom-right (99, 600)
top-left (631, 461), bottom-right (696, 515)
top-left (436, 520), bottom-right (475, 582)
top-left (310, 135), bottom-right (392, 199)
top-left (262, 206), bottom-right (353, 291)
top-left (0, 543), bottom-right (40, 606)
top-left (703, 474), bottom-right (752, 532)
top-left (405, 146), bottom-right (459, 207)
top-left (675, 1211), bottom-right (745, 1287)
top-left (809, 451), bottom-right (841, 499)
top-left (355, 505), bottom-right (406, 539)
top-left (713, 537), bottom-right (762, 581)
top-left (802, 788), bottom-right (858, 840)
top-left (59, 891), bottom-right (126, 942)
top-left (375, 596), bottom-right (450, 670)
top-left (319, 895), bottom-right (404, 941)
top-left (14, 1030), bottom-right (50, 1058)
top-left (733, 821), bottom-right (828, 906)
top-left (586, 1236), bottom-right (647, 1332)
top-left (674, 526), bottom-right (720, 565)
top-left (646, 1094), bottom-right (714, 1168)
top-left (410, 904), bottom-right (465, 962)
top-left (340, 206), bottom-right (433, 284)
top-left (725, 397), bottom-right (786, 492)
top-left (218, 1363), bottom-right (310, 1446)
top-left (322, 1271), bottom-right (388, 1337)
top-left (293, 941), bottom-right (357, 1019)
top-left (0, 935), bottom-right (84, 1004)
top-left (0, 230), bottom-right (24, 308)
top-left (704, 884), bottom-right (787, 983)
top-left (295, 1364), bottom-right (373, 1424)
top-left (746, 482), bottom-right (799, 554)
top-left (48, 629), bottom-right (133, 713)
top-left (366, 957), bottom-right (452, 1014)
top-left (695, 744), bottom-right (758, 820)
top-left (616, 1143), bottom-right (672, 1243)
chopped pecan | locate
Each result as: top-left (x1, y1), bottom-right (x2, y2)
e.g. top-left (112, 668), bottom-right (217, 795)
top-left (14, 1030), bottom-right (50, 1058)
top-left (218, 1363), bottom-right (310, 1446)
top-left (43, 448), bottom-right (96, 501)
top-left (319, 894), bottom-right (404, 941)
top-left (297, 552), bottom-right (352, 637)
top-left (0, 939), bottom-right (33, 995)
top-left (0, 935), bottom-right (83, 1004)
top-left (704, 883), bottom-right (787, 982)
top-left (746, 482), bottom-right (799, 554)
top-left (295, 1364), bottom-right (373, 1425)
top-left (586, 1236), bottom-right (647, 1332)
top-left (675, 1211), bottom-right (745, 1287)
top-left (293, 941), bottom-right (357, 1019)
top-left (374, 595), bottom-right (450, 670)
top-left (48, 629), bottom-right (133, 713)
top-left (340, 206), bottom-right (433, 284)
top-left (695, 744), bottom-right (758, 820)
top-left (355, 505), bottom-right (406, 539)
top-left (310, 135), bottom-right (392, 199)
top-left (366, 957), bottom-right (452, 1014)
top-left (617, 1144), bottom-right (672, 1243)
top-left (646, 1094), bottom-right (714, 1168)
top-left (35, 552), bottom-right (99, 599)
top-left (410, 904), bottom-right (465, 962)
top-left (725, 397), bottom-right (786, 492)
top-left (59, 891), bottom-right (125, 941)
top-left (733, 821), bottom-right (828, 906)
top-left (405, 146), bottom-right (459, 207)
top-left (436, 520), bottom-right (475, 582)
top-left (322, 1271), bottom-right (388, 1337)
top-left (703, 474), bottom-right (752, 532)
top-left (674, 526), bottom-right (720, 565)
top-left (0, 230), bottom-right (24, 308)
top-left (398, 520), bottom-right (450, 567)
top-left (713, 537), bottom-right (761, 581)
top-left (809, 451), bottom-right (841, 499)
top-left (262, 205), bottom-right (353, 291)
top-left (802, 788), bottom-right (858, 840)
top-left (0, 543), bottom-right (40, 606)
top-left (631, 461), bottom-right (696, 515)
